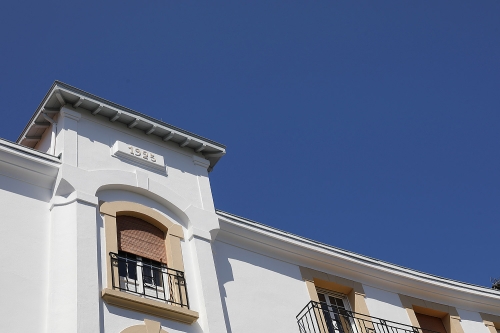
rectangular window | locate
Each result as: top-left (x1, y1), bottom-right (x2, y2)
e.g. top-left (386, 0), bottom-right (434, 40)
top-left (118, 251), bottom-right (137, 280)
top-left (316, 288), bottom-right (352, 333)
top-left (142, 257), bottom-right (163, 286)
top-left (118, 251), bottom-right (163, 287)
top-left (415, 313), bottom-right (448, 333)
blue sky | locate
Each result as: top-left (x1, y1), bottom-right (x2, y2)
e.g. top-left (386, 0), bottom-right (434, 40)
top-left (1, 1), bottom-right (499, 287)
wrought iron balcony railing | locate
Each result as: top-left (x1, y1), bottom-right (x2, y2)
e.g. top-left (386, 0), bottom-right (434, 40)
top-left (297, 301), bottom-right (439, 333)
top-left (109, 252), bottom-right (190, 308)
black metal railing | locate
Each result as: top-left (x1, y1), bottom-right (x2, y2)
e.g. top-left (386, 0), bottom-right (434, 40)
top-left (109, 252), bottom-right (190, 308)
top-left (297, 301), bottom-right (440, 333)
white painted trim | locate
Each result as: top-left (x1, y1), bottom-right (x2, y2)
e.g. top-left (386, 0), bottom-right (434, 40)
top-left (50, 191), bottom-right (99, 210)
top-left (216, 210), bottom-right (500, 314)
top-left (193, 155), bottom-right (210, 169)
top-left (0, 138), bottom-right (60, 164)
top-left (60, 107), bottom-right (81, 122)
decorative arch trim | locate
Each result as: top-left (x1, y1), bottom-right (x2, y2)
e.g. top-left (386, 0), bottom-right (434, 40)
top-left (100, 201), bottom-right (183, 238)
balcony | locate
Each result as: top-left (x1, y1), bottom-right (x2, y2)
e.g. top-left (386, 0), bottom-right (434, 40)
top-left (297, 301), bottom-right (439, 333)
top-left (102, 252), bottom-right (198, 324)
top-left (109, 251), bottom-right (189, 307)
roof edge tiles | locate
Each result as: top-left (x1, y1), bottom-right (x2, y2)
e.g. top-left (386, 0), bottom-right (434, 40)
top-left (17, 81), bottom-right (226, 171)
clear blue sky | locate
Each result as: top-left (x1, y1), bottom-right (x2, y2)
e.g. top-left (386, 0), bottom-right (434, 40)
top-left (1, 1), bottom-right (499, 287)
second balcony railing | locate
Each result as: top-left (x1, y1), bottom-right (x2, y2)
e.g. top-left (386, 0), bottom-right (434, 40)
top-left (297, 301), bottom-right (440, 333)
top-left (109, 252), bottom-right (190, 308)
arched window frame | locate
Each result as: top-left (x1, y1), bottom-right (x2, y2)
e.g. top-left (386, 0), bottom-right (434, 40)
top-left (100, 201), bottom-right (198, 324)
top-left (100, 201), bottom-right (185, 288)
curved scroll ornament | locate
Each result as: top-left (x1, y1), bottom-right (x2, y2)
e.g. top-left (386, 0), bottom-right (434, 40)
top-left (121, 319), bottom-right (169, 333)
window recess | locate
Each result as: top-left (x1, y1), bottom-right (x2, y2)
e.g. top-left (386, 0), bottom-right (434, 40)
top-left (110, 251), bottom-right (189, 308)
top-left (415, 313), bottom-right (448, 333)
top-left (100, 201), bottom-right (197, 324)
top-left (297, 288), bottom-right (443, 333)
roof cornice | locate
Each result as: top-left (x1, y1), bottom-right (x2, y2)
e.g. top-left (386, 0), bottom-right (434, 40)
top-left (17, 81), bottom-right (226, 171)
top-left (0, 138), bottom-right (60, 189)
top-left (0, 138), bottom-right (61, 165)
top-left (215, 209), bottom-right (500, 313)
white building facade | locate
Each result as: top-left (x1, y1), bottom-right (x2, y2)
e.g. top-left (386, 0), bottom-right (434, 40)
top-left (0, 81), bottom-right (499, 333)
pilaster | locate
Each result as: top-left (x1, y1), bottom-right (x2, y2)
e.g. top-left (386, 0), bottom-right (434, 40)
top-left (56, 107), bottom-right (81, 167)
top-left (185, 205), bottom-right (228, 333)
top-left (46, 191), bottom-right (100, 333)
top-left (188, 232), bottom-right (229, 333)
top-left (192, 155), bottom-right (216, 211)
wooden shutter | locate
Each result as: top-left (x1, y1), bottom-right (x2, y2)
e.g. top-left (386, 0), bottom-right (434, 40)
top-left (117, 215), bottom-right (167, 263)
top-left (415, 313), bottom-right (448, 333)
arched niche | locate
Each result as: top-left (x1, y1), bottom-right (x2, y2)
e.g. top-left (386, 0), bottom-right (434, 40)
top-left (100, 201), bottom-right (185, 289)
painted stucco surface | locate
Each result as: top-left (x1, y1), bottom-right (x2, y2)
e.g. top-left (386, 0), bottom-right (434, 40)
top-left (456, 308), bottom-right (490, 333)
top-left (0, 174), bottom-right (50, 331)
top-left (213, 240), bottom-right (310, 333)
top-left (363, 285), bottom-right (413, 326)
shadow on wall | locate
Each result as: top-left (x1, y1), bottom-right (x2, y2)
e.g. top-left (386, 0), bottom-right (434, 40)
top-left (212, 240), bottom-right (307, 333)
top-left (0, 172), bottom-right (52, 201)
top-left (104, 302), bottom-right (204, 333)
top-left (213, 245), bottom-right (235, 333)
top-left (456, 308), bottom-right (490, 333)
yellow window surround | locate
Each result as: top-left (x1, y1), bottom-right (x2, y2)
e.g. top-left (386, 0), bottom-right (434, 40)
top-left (100, 201), bottom-right (198, 324)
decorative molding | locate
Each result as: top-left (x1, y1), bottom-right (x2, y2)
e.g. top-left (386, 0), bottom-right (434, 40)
top-left (187, 227), bottom-right (212, 241)
top-left (216, 210), bottom-right (500, 314)
top-left (162, 132), bottom-right (175, 141)
top-left (195, 144), bottom-right (206, 153)
top-left (102, 288), bottom-right (198, 324)
top-left (111, 141), bottom-right (166, 172)
top-left (193, 155), bottom-right (210, 169)
top-left (110, 112), bottom-right (121, 122)
top-left (145, 125), bottom-right (156, 135)
top-left (92, 105), bottom-right (103, 115)
top-left (15, 82), bottom-right (226, 170)
top-left (60, 107), bottom-right (81, 122)
top-left (73, 97), bottom-right (84, 108)
top-left (50, 191), bottom-right (99, 210)
top-left (180, 137), bottom-right (191, 147)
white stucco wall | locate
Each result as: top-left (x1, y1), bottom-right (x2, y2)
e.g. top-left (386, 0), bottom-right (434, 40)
top-left (213, 240), bottom-right (310, 333)
top-left (363, 285), bottom-right (413, 326)
top-left (0, 173), bottom-right (51, 332)
top-left (456, 308), bottom-right (490, 333)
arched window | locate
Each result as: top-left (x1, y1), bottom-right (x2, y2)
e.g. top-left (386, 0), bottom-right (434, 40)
top-left (116, 216), bottom-right (167, 287)
top-left (117, 215), bottom-right (167, 262)
top-left (100, 201), bottom-right (198, 324)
